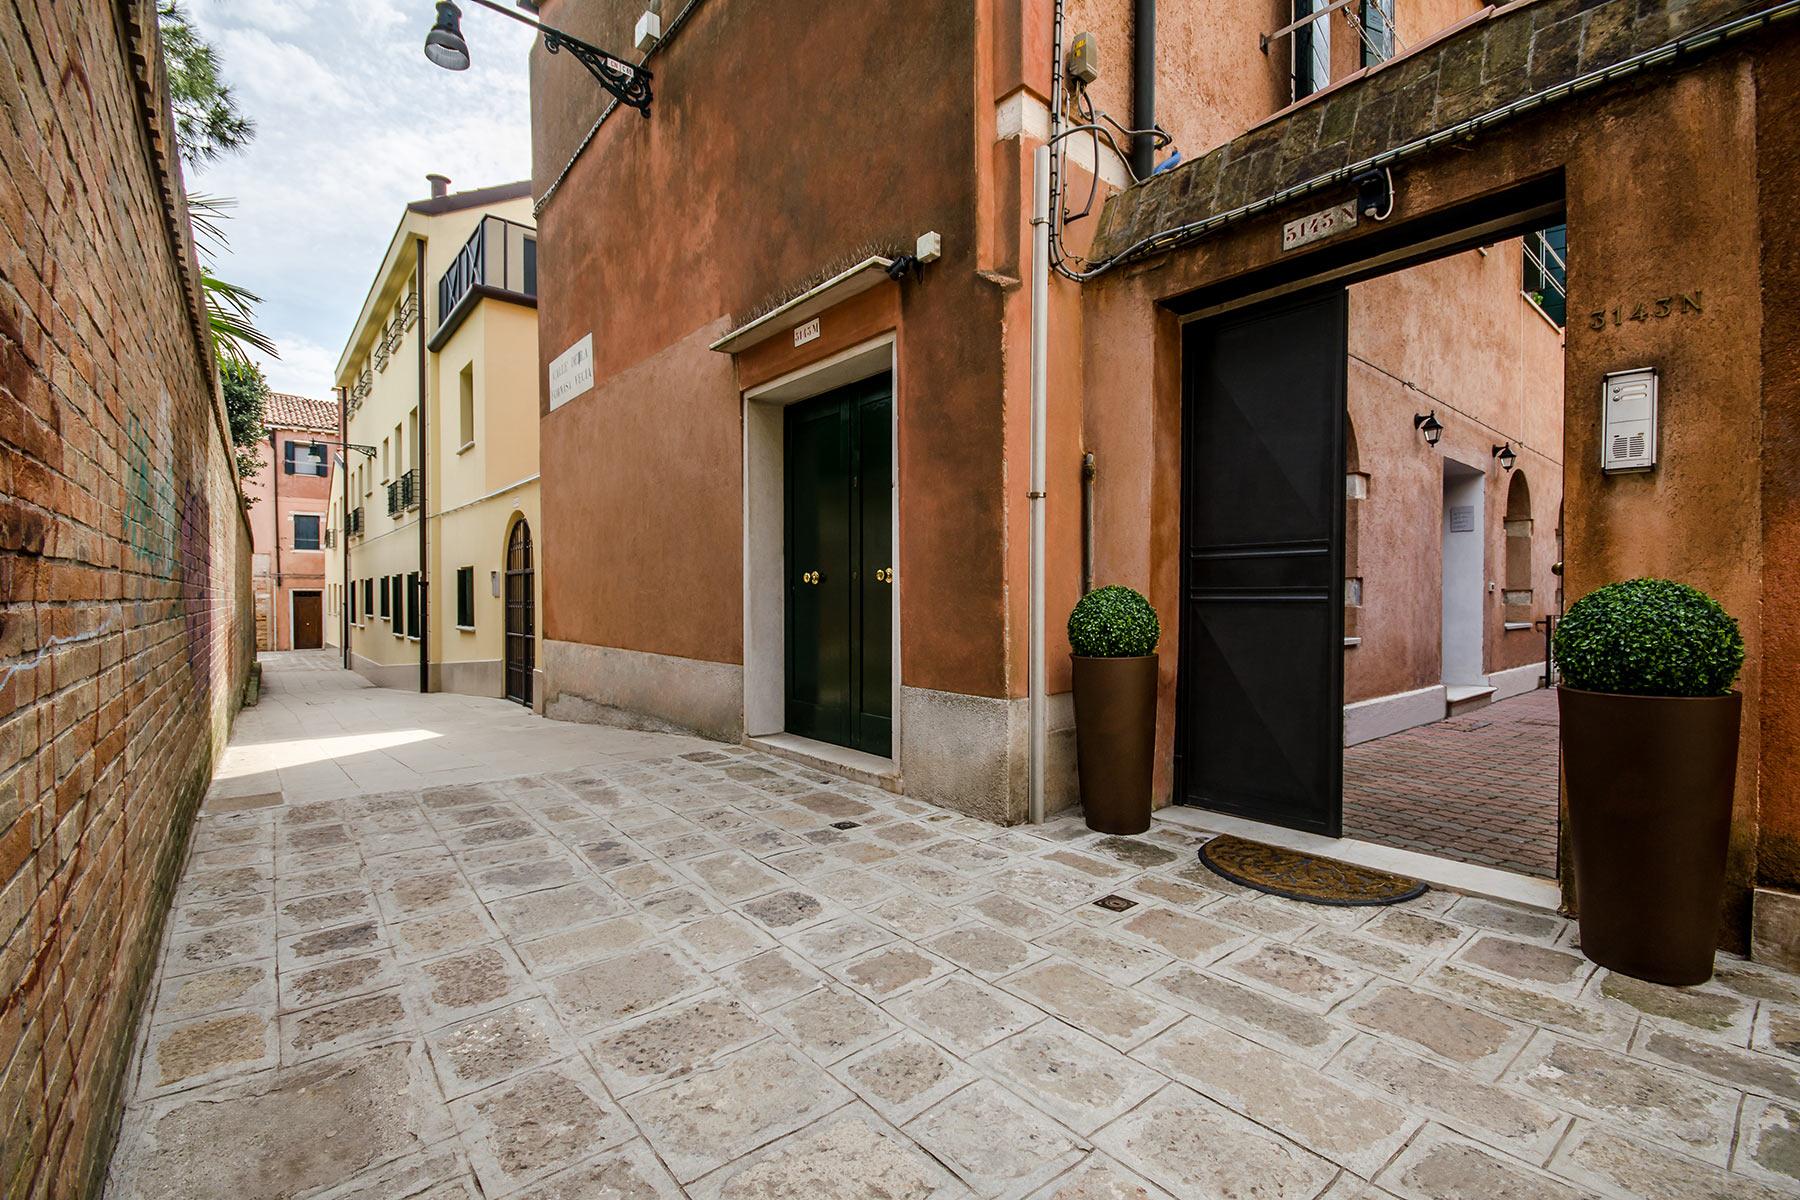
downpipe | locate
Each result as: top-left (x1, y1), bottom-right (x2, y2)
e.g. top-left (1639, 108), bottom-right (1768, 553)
top-left (1028, 144), bottom-right (1051, 826)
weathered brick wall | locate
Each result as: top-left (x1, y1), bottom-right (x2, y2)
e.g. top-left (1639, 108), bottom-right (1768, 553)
top-left (0, 3), bottom-right (253, 1197)
top-left (1090, 0), bottom-right (1775, 264)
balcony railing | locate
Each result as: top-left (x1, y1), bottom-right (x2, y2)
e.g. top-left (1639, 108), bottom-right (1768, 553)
top-left (386, 468), bottom-right (420, 517)
top-left (348, 506), bottom-right (364, 537)
top-left (434, 215), bottom-right (537, 344)
top-left (323, 528), bottom-right (336, 548)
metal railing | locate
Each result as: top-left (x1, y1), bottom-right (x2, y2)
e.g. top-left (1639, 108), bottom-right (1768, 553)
top-left (386, 468), bottom-right (420, 517)
top-left (437, 215), bottom-right (537, 330)
top-left (348, 506), bottom-right (364, 536)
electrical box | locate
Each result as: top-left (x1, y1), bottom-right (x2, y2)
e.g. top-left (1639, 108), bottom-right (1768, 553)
top-left (915, 230), bottom-right (942, 263)
top-left (635, 9), bottom-right (662, 52)
top-left (1067, 32), bottom-right (1099, 84)
top-left (1601, 367), bottom-right (1658, 473)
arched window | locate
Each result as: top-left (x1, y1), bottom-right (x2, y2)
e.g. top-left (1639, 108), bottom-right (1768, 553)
top-left (1503, 471), bottom-right (1533, 625)
top-left (1345, 414), bottom-right (1367, 641)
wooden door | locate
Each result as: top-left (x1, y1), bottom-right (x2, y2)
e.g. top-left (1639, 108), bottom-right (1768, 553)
top-left (505, 520), bottom-right (535, 706)
top-left (784, 376), bottom-right (893, 757)
top-left (292, 591), bottom-right (323, 649)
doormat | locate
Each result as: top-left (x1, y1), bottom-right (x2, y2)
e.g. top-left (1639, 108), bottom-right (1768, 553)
top-left (1197, 836), bottom-right (1427, 906)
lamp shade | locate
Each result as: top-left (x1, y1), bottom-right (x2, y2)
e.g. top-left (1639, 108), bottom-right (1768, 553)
top-left (424, 1), bottom-right (471, 70)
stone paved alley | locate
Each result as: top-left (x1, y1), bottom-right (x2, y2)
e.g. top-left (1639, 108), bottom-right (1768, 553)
top-left (105, 652), bottom-right (1800, 1199)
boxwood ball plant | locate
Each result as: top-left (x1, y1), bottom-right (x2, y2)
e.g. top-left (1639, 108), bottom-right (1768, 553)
top-left (1068, 586), bottom-right (1161, 658)
top-left (1553, 577), bottom-right (1744, 696)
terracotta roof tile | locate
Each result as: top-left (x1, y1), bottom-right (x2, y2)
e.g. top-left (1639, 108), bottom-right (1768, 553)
top-left (264, 391), bottom-right (339, 433)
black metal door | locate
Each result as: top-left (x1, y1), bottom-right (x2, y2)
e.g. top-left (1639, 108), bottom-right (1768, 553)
top-left (505, 519), bottom-right (535, 706)
top-left (785, 376), bottom-right (893, 757)
top-left (1178, 290), bottom-right (1346, 835)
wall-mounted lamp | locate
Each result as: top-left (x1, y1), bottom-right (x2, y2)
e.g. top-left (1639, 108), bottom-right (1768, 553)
top-left (1492, 443), bottom-right (1517, 471)
top-left (1413, 411), bottom-right (1443, 449)
top-left (424, 0), bottom-right (653, 116)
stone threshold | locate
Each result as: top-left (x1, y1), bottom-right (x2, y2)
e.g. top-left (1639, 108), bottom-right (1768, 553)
top-left (1156, 804), bottom-right (1563, 911)
top-left (744, 732), bottom-right (902, 793)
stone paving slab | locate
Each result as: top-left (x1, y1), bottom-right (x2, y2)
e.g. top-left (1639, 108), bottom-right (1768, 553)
top-left (104, 651), bottom-right (1800, 1198)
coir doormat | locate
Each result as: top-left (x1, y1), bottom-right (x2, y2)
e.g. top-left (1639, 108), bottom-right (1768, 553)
top-left (1197, 835), bottom-right (1428, 906)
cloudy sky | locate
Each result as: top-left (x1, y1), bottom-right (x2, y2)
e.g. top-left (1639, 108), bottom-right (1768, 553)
top-left (182, 0), bottom-right (538, 397)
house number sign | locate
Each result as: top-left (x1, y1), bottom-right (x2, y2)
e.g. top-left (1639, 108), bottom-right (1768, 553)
top-left (1588, 291), bottom-right (1702, 330)
top-left (1282, 202), bottom-right (1358, 251)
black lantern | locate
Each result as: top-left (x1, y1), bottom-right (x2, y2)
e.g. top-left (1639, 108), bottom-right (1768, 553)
top-left (1413, 410), bottom-right (1443, 448)
top-left (1493, 442), bottom-right (1517, 471)
top-left (423, 2), bottom-right (471, 71)
top-left (423, 0), bottom-right (653, 116)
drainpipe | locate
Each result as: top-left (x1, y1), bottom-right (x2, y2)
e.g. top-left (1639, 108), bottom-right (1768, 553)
top-left (1132, 0), bottom-right (1156, 178)
top-left (269, 428), bottom-right (282, 649)
top-left (1029, 144), bottom-right (1051, 826)
top-left (416, 246), bottom-right (430, 694)
top-left (338, 387), bottom-right (350, 669)
top-left (1080, 452), bottom-right (1096, 596)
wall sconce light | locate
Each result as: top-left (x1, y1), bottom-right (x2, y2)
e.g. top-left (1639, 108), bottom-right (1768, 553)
top-left (424, 0), bottom-right (653, 116)
top-left (1413, 410), bottom-right (1443, 448)
top-left (1492, 443), bottom-right (1517, 471)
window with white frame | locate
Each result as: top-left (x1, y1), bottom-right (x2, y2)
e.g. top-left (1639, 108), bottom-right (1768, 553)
top-left (292, 514), bottom-right (321, 551)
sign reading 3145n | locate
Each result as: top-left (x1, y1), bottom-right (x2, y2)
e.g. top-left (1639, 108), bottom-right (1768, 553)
top-left (548, 334), bottom-right (594, 411)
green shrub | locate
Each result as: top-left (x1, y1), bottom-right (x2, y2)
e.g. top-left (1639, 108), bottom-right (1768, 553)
top-left (1553, 578), bottom-right (1744, 696)
top-left (1068, 586), bottom-right (1160, 658)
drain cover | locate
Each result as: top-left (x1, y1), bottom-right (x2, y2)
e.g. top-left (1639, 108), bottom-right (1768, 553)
top-left (1093, 894), bottom-right (1138, 912)
top-left (830, 820), bottom-right (861, 830)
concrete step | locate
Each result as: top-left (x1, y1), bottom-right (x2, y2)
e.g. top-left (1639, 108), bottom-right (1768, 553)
top-left (1445, 684), bottom-right (1497, 716)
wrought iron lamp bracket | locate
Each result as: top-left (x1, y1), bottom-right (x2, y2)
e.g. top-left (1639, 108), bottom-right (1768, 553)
top-left (542, 28), bottom-right (652, 115)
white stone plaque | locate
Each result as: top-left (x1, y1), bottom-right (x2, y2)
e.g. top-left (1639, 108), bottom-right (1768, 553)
top-left (548, 333), bottom-right (594, 411)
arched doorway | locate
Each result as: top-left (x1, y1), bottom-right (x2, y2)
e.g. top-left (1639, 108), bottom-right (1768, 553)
top-left (505, 519), bottom-right (535, 706)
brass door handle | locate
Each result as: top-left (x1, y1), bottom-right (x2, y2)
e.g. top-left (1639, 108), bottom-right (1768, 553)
top-left (874, 568), bottom-right (893, 584)
top-left (801, 571), bottom-right (820, 585)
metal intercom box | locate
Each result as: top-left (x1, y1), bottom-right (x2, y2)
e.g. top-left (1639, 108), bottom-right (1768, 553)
top-left (1602, 367), bottom-right (1658, 473)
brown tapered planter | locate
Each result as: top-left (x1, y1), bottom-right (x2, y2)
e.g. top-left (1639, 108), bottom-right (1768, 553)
top-left (1071, 654), bottom-right (1157, 835)
top-left (1560, 686), bottom-right (1741, 986)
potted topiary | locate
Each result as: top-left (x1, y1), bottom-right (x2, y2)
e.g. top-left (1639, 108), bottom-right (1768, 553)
top-left (1554, 577), bottom-right (1746, 986)
top-left (1067, 585), bottom-right (1160, 834)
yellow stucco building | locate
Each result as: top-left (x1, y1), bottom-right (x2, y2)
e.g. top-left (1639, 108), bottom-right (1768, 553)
top-left (324, 177), bottom-right (542, 704)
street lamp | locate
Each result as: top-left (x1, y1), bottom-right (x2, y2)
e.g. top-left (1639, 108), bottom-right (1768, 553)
top-left (1492, 442), bottom-right (1517, 471)
top-left (1413, 410), bottom-right (1443, 448)
top-left (423, 0), bottom-right (653, 117)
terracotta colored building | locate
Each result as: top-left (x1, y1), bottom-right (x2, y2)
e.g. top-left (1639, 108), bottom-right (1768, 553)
top-left (245, 392), bottom-right (339, 650)
top-left (528, 0), bottom-right (1562, 819)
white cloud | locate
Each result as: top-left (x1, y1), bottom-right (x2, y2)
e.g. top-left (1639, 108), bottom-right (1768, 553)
top-left (225, 0), bottom-right (317, 35)
top-left (258, 333), bottom-right (340, 398)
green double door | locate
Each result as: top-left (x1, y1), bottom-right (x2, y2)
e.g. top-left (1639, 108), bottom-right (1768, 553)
top-left (785, 376), bottom-right (893, 757)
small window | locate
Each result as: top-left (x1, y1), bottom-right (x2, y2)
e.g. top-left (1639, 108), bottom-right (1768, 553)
top-left (456, 566), bottom-right (475, 628)
top-left (293, 514), bottom-right (321, 551)
top-left (459, 364), bottom-right (475, 448)
top-left (363, 578), bottom-right (374, 617)
top-left (406, 572), bottom-right (421, 639)
top-left (379, 576), bottom-right (391, 619)
top-left (284, 440), bottom-right (326, 476)
top-left (350, 579), bottom-right (358, 624)
top-left (381, 438), bottom-right (390, 482)
top-left (1292, 0), bottom-right (1332, 101)
top-left (1358, 0), bottom-right (1394, 68)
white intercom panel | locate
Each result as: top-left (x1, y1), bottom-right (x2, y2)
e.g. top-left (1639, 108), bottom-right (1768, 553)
top-left (1602, 367), bottom-right (1658, 473)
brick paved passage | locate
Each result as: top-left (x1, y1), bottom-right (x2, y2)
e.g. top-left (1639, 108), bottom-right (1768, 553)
top-left (1344, 689), bottom-right (1562, 879)
top-left (104, 655), bottom-right (1800, 1199)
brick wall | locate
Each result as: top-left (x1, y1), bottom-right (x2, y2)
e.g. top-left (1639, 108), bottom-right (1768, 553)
top-left (0, 3), bottom-right (253, 1197)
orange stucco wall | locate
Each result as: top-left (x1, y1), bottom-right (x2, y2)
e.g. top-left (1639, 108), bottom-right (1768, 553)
top-left (1080, 41), bottom-right (1792, 946)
